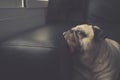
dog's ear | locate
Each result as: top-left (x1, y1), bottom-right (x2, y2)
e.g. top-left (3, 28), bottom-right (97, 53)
top-left (92, 26), bottom-right (107, 40)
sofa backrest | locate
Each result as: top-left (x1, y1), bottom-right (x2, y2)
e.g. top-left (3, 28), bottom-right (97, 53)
top-left (47, 0), bottom-right (89, 24)
top-left (87, 0), bottom-right (120, 42)
top-left (87, 0), bottom-right (120, 24)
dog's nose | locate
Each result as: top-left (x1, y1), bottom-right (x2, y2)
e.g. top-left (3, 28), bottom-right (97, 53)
top-left (63, 30), bottom-right (73, 36)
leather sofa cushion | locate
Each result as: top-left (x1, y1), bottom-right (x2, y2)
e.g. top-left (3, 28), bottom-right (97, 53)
top-left (0, 24), bottom-right (72, 80)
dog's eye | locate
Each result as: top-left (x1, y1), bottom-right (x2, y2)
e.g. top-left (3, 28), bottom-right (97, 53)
top-left (77, 31), bottom-right (87, 37)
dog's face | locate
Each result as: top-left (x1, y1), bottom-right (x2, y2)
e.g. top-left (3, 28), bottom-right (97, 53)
top-left (63, 24), bottom-right (107, 52)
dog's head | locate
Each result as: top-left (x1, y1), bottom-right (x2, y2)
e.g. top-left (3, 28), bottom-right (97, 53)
top-left (63, 24), bottom-right (107, 53)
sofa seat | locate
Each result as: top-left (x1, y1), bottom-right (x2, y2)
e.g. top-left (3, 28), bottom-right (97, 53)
top-left (0, 24), bottom-right (73, 80)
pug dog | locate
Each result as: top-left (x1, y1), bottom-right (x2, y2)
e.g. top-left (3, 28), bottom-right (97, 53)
top-left (63, 24), bottom-right (120, 80)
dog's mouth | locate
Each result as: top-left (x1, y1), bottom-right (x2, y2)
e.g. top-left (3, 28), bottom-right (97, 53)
top-left (64, 30), bottom-right (81, 53)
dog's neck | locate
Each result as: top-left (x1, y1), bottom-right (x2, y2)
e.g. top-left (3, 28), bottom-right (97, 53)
top-left (78, 41), bottom-right (102, 66)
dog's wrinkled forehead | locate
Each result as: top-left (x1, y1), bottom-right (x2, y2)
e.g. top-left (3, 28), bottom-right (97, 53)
top-left (71, 24), bottom-right (94, 38)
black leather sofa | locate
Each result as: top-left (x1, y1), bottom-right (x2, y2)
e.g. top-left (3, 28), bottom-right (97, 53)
top-left (0, 0), bottom-right (120, 80)
top-left (0, 24), bottom-right (72, 80)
